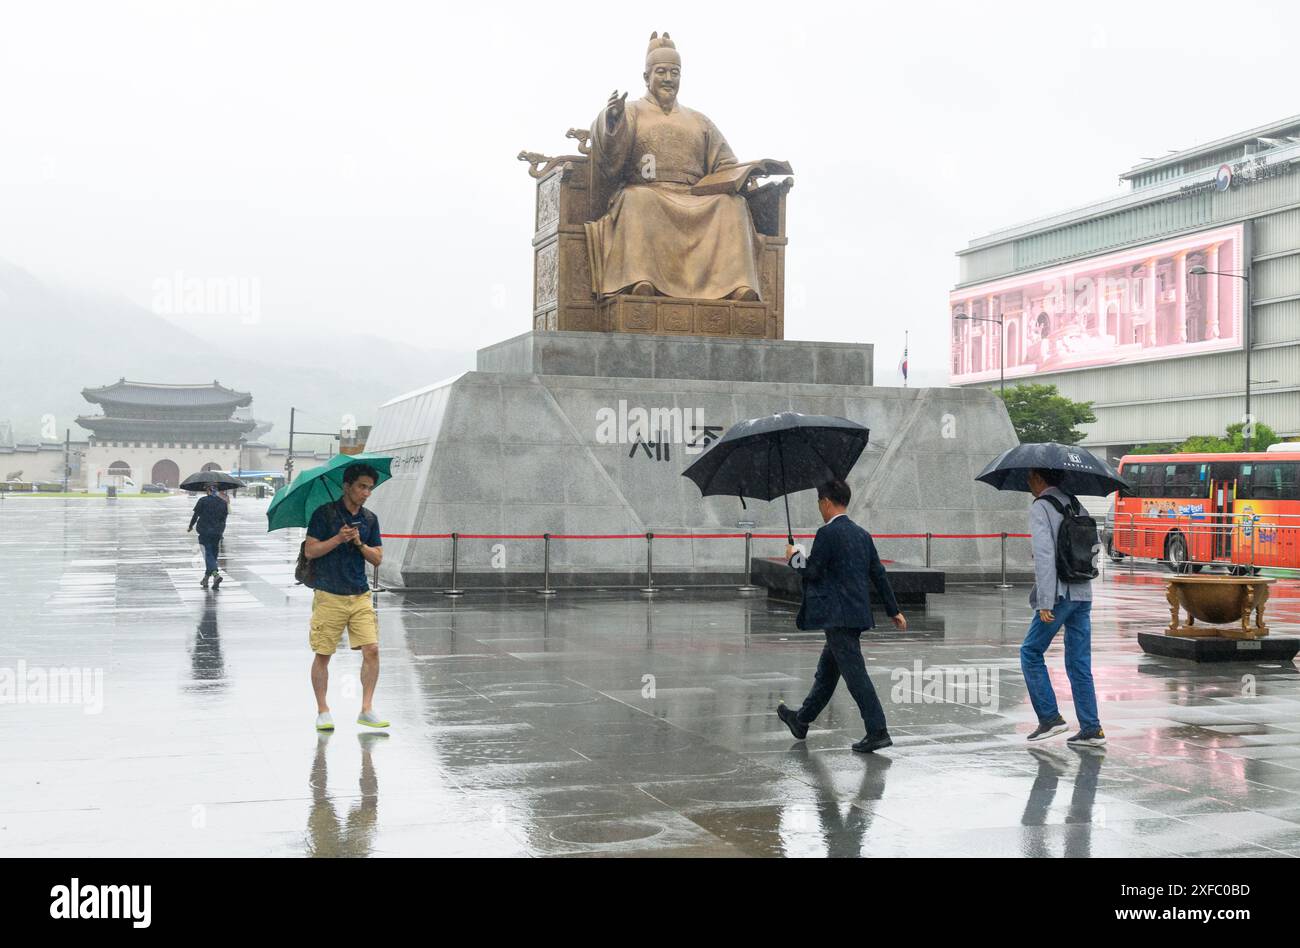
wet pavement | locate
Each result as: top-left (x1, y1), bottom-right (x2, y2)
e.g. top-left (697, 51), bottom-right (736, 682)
top-left (4, 495), bottom-right (1300, 858)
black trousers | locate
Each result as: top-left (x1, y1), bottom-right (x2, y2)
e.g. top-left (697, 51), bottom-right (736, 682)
top-left (796, 628), bottom-right (888, 736)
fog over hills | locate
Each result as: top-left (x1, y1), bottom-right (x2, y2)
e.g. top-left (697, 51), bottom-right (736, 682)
top-left (0, 258), bottom-right (474, 448)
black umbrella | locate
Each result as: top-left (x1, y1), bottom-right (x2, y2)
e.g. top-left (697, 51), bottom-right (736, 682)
top-left (180, 471), bottom-right (247, 493)
top-left (975, 442), bottom-right (1129, 496)
top-left (681, 412), bottom-right (870, 543)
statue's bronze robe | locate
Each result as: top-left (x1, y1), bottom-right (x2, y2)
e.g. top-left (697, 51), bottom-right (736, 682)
top-left (585, 95), bottom-right (762, 301)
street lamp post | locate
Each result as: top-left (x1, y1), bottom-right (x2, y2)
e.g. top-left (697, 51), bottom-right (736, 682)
top-left (1189, 265), bottom-right (1253, 450)
top-left (954, 309), bottom-right (1006, 398)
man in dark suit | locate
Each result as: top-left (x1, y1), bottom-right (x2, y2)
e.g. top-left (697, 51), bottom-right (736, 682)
top-left (777, 479), bottom-right (907, 753)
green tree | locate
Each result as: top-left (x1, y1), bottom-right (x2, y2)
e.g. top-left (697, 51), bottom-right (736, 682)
top-left (1178, 422), bottom-right (1281, 454)
top-left (998, 383), bottom-right (1097, 445)
top-left (1132, 422), bottom-right (1282, 455)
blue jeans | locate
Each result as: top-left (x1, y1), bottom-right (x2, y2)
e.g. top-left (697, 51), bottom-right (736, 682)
top-left (199, 534), bottom-right (221, 573)
top-left (1020, 599), bottom-right (1100, 731)
top-left (797, 629), bottom-right (888, 736)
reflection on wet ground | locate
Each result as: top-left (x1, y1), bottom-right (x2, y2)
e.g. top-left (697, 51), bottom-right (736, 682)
top-left (3, 497), bottom-right (1300, 857)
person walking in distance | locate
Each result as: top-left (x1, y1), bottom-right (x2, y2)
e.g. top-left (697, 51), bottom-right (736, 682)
top-left (188, 484), bottom-right (229, 589)
top-left (776, 479), bottom-right (907, 753)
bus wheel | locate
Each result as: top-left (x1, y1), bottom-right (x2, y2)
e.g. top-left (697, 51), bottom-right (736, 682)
top-left (1107, 539), bottom-right (1124, 563)
top-left (1164, 533), bottom-right (1191, 573)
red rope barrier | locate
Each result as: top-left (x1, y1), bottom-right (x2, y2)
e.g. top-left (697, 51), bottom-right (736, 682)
top-left (379, 531), bottom-right (1033, 540)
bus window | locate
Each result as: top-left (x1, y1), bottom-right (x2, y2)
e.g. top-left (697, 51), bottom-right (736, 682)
top-left (1246, 461), bottom-right (1299, 500)
top-left (1169, 463), bottom-right (1206, 498)
top-left (1117, 468), bottom-right (1137, 498)
top-left (1126, 463), bottom-right (1143, 497)
top-left (1139, 464), bottom-right (1165, 498)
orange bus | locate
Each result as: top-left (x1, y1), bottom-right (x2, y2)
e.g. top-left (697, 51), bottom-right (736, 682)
top-left (1109, 452), bottom-right (1300, 573)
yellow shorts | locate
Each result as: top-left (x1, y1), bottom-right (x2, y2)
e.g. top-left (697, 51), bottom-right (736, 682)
top-left (309, 590), bottom-right (379, 654)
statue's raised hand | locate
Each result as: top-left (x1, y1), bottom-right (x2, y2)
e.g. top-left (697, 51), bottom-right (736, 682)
top-left (605, 90), bottom-right (628, 130)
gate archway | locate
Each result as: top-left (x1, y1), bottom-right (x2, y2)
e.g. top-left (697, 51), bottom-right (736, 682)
top-left (151, 459), bottom-right (180, 488)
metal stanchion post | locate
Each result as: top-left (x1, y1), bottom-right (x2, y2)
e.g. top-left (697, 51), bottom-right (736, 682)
top-left (997, 531), bottom-right (1012, 589)
top-left (1128, 513), bottom-right (1135, 576)
top-left (445, 532), bottom-right (464, 597)
top-left (537, 533), bottom-right (557, 597)
top-left (925, 532), bottom-right (932, 568)
top-left (640, 532), bottom-right (656, 596)
top-left (738, 532), bottom-right (761, 594)
top-left (1251, 516), bottom-right (1258, 574)
top-left (370, 560), bottom-right (385, 593)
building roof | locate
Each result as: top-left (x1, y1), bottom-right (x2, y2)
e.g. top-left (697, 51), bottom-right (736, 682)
top-left (76, 415), bottom-right (257, 438)
top-left (1120, 113), bottom-right (1300, 181)
top-left (961, 114), bottom-right (1300, 254)
top-left (82, 379), bottom-right (252, 409)
top-left (0, 442), bottom-right (86, 454)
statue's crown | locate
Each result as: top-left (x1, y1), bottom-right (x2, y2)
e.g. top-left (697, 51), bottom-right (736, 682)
top-left (645, 31), bottom-right (680, 68)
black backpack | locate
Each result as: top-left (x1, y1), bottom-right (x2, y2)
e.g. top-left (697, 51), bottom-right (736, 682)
top-left (294, 502), bottom-right (377, 588)
top-left (1035, 493), bottom-right (1099, 583)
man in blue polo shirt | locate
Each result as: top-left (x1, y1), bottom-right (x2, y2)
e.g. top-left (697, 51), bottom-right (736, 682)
top-left (304, 463), bottom-right (386, 732)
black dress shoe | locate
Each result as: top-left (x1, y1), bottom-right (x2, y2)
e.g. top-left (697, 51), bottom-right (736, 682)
top-left (852, 732), bottom-right (892, 753)
top-left (777, 702), bottom-right (808, 740)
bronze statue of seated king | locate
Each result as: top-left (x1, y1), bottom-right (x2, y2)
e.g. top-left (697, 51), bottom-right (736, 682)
top-left (520, 32), bottom-right (793, 339)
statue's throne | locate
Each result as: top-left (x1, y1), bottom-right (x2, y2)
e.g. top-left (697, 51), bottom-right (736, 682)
top-left (520, 130), bottom-right (792, 339)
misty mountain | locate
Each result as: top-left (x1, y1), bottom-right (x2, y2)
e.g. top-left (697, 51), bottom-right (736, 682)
top-left (0, 259), bottom-right (474, 447)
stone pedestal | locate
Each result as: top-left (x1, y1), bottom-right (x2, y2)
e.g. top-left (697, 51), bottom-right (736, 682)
top-left (364, 331), bottom-right (1028, 590)
top-left (750, 556), bottom-right (944, 607)
top-left (1138, 632), bottom-right (1299, 663)
top-left (477, 330), bottom-right (872, 386)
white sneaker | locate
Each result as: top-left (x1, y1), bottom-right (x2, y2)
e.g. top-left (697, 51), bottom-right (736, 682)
top-left (357, 709), bottom-right (390, 729)
top-left (315, 711), bottom-right (335, 731)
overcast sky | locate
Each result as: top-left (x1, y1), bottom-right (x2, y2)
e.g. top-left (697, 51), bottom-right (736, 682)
top-left (3, 0), bottom-right (1298, 389)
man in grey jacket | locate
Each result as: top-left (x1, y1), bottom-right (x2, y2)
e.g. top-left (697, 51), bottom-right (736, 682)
top-left (1020, 468), bottom-right (1105, 746)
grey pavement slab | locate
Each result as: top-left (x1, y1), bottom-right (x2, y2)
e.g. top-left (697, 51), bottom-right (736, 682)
top-left (2, 495), bottom-right (1299, 857)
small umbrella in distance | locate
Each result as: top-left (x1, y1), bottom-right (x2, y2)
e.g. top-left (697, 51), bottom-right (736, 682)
top-left (180, 471), bottom-right (247, 493)
top-left (975, 442), bottom-right (1130, 496)
top-left (265, 452), bottom-right (392, 531)
top-left (681, 411), bottom-right (870, 543)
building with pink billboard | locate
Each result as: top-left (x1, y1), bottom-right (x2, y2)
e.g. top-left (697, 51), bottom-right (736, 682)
top-left (953, 114), bottom-right (1300, 460)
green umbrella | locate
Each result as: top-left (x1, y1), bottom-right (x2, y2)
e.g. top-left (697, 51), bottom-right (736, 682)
top-left (265, 452), bottom-right (392, 532)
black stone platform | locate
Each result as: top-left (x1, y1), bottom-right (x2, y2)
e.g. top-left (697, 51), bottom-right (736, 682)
top-left (750, 556), bottom-right (944, 607)
top-left (1138, 631), bottom-right (1300, 663)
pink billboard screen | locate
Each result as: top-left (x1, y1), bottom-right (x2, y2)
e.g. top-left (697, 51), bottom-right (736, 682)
top-left (949, 224), bottom-right (1245, 384)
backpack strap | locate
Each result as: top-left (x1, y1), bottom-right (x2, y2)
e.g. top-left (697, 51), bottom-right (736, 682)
top-left (1035, 492), bottom-right (1082, 516)
top-left (1035, 494), bottom-right (1068, 517)
top-left (322, 500), bottom-right (343, 534)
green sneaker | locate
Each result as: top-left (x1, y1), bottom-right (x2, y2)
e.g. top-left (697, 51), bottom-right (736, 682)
top-left (315, 711), bottom-right (335, 731)
top-left (357, 709), bottom-right (390, 729)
